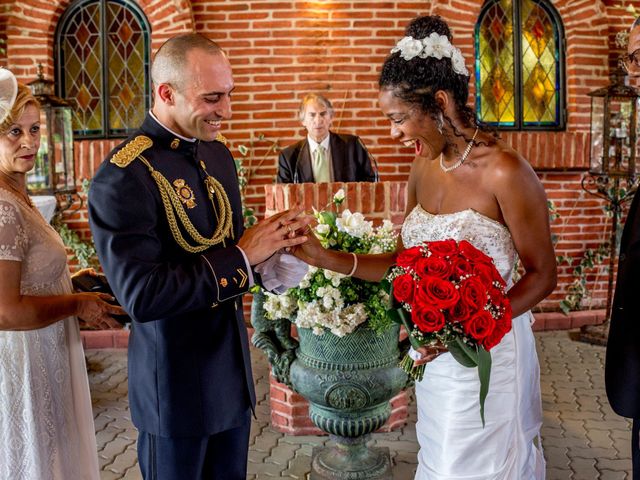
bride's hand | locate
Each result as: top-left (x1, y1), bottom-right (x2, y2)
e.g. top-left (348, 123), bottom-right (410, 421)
top-left (414, 344), bottom-right (448, 365)
top-left (290, 224), bottom-right (324, 266)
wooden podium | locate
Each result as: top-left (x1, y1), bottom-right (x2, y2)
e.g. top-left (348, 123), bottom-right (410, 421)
top-left (259, 181), bottom-right (409, 435)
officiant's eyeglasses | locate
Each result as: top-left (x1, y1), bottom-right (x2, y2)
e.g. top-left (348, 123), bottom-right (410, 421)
top-left (621, 48), bottom-right (640, 75)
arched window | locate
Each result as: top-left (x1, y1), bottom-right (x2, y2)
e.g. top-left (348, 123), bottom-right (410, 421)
top-left (55, 0), bottom-right (151, 139)
top-left (475, 0), bottom-right (566, 130)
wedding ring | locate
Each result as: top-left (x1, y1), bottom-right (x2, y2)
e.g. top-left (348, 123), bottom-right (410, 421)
top-left (286, 225), bottom-right (293, 235)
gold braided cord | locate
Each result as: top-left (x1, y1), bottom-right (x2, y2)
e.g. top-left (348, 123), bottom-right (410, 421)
top-left (137, 156), bottom-right (233, 253)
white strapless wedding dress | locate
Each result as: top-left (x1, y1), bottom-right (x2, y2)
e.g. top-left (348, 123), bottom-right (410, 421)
top-left (402, 205), bottom-right (545, 480)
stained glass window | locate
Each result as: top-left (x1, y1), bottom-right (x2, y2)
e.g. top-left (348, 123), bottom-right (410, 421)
top-left (55, 0), bottom-right (151, 138)
top-left (475, 0), bottom-right (565, 130)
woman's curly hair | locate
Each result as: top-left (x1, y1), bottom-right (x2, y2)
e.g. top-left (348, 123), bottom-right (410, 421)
top-left (379, 15), bottom-right (490, 147)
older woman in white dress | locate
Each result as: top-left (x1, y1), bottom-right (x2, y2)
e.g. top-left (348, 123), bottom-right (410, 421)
top-left (0, 68), bottom-right (123, 480)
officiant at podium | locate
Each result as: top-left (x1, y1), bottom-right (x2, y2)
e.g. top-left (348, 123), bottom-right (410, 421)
top-left (277, 93), bottom-right (377, 183)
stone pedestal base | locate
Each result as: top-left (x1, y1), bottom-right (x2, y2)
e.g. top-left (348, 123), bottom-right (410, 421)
top-left (310, 436), bottom-right (392, 480)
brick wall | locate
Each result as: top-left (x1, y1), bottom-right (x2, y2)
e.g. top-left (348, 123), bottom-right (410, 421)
top-left (1, 0), bottom-right (638, 316)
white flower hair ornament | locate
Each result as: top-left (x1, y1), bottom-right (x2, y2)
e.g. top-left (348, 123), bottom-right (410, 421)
top-left (391, 33), bottom-right (469, 76)
top-left (0, 68), bottom-right (18, 125)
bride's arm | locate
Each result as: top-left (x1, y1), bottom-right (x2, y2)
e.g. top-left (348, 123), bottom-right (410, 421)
top-left (294, 160), bottom-right (420, 281)
top-left (493, 151), bottom-right (557, 317)
top-left (293, 232), bottom-right (399, 282)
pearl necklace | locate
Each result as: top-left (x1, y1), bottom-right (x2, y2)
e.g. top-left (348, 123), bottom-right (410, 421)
top-left (439, 127), bottom-right (479, 173)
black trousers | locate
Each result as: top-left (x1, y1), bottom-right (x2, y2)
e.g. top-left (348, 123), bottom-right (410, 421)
top-left (634, 418), bottom-right (640, 479)
top-left (137, 415), bottom-right (251, 480)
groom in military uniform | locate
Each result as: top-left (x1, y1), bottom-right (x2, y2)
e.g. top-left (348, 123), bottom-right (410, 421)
top-left (89, 34), bottom-right (308, 479)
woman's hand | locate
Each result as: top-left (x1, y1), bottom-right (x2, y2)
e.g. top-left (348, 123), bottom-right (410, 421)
top-left (290, 223), bottom-right (325, 266)
top-left (75, 292), bottom-right (125, 329)
top-left (70, 267), bottom-right (98, 280)
top-left (413, 343), bottom-right (448, 365)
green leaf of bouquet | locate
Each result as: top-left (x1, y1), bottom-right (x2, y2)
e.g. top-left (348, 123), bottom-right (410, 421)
top-left (380, 278), bottom-right (391, 295)
top-left (477, 346), bottom-right (492, 428)
top-left (319, 211), bottom-right (336, 225)
top-left (238, 144), bottom-right (249, 156)
top-left (447, 337), bottom-right (479, 368)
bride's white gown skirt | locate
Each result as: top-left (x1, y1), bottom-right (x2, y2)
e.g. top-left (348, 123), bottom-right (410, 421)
top-left (414, 312), bottom-right (545, 480)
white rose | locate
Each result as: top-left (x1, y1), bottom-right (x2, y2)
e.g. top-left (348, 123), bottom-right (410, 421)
top-left (316, 223), bottom-right (330, 235)
top-left (333, 188), bottom-right (345, 202)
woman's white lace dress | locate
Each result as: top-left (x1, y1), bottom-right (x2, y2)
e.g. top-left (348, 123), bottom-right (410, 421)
top-left (402, 205), bottom-right (545, 480)
top-left (0, 189), bottom-right (99, 480)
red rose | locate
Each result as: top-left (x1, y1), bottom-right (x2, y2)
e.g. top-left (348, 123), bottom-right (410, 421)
top-left (415, 256), bottom-right (453, 279)
top-left (481, 324), bottom-right (506, 350)
top-left (487, 286), bottom-right (505, 305)
top-left (448, 299), bottom-right (471, 323)
top-left (396, 247), bottom-right (424, 269)
top-left (451, 256), bottom-right (472, 279)
top-left (459, 277), bottom-right (488, 311)
top-left (463, 310), bottom-right (496, 341)
top-left (459, 240), bottom-right (493, 265)
top-left (412, 304), bottom-right (446, 333)
top-left (472, 263), bottom-right (495, 286)
top-left (415, 276), bottom-right (460, 310)
top-left (393, 274), bottom-right (415, 303)
top-left (482, 312), bottom-right (512, 350)
top-left (427, 239), bottom-right (459, 258)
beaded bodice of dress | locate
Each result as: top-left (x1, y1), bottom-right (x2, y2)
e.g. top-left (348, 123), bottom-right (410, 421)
top-left (402, 204), bottom-right (517, 284)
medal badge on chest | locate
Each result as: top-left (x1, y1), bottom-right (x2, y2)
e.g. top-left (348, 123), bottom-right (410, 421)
top-left (173, 179), bottom-right (197, 209)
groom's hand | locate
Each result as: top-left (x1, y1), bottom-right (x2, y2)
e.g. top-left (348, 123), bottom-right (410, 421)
top-left (238, 207), bottom-right (311, 265)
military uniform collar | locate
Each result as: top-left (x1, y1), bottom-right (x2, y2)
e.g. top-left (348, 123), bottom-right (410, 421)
top-left (142, 112), bottom-right (198, 155)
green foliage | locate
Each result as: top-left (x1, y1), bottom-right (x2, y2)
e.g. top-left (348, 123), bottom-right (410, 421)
top-left (557, 243), bottom-right (609, 315)
top-left (52, 179), bottom-right (99, 269)
top-left (53, 219), bottom-right (99, 269)
top-left (232, 133), bottom-right (279, 227)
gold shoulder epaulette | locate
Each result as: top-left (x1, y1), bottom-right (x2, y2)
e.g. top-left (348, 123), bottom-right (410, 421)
top-left (110, 135), bottom-right (153, 168)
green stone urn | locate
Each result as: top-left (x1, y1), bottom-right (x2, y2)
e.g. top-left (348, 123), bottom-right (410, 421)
top-left (251, 291), bottom-right (408, 479)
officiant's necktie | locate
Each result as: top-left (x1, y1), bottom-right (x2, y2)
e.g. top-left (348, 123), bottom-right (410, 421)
top-left (312, 145), bottom-right (331, 183)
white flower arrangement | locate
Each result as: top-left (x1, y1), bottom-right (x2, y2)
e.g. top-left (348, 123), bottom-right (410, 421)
top-left (391, 33), bottom-right (469, 76)
top-left (263, 191), bottom-right (397, 337)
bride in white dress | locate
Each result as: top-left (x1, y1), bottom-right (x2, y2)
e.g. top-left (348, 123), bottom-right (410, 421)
top-left (294, 15), bottom-right (556, 479)
top-left (0, 70), bottom-right (123, 479)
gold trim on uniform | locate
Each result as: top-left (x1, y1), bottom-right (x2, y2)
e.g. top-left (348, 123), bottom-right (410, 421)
top-left (110, 136), bottom-right (153, 168)
top-left (236, 268), bottom-right (247, 288)
top-left (215, 133), bottom-right (227, 145)
top-left (170, 138), bottom-right (180, 149)
top-left (172, 179), bottom-right (197, 209)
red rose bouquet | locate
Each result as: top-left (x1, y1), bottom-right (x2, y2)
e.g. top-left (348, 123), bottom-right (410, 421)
top-left (384, 239), bottom-right (513, 424)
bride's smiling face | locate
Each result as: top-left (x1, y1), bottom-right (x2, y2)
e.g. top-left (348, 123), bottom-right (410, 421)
top-left (378, 88), bottom-right (445, 160)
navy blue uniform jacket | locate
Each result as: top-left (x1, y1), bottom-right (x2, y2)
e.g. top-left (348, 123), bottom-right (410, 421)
top-left (89, 114), bottom-right (256, 437)
top-left (606, 190), bottom-right (640, 419)
top-left (277, 132), bottom-right (376, 183)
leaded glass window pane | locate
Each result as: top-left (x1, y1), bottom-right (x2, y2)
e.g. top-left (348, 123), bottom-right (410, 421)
top-left (56, 0), bottom-right (150, 139)
top-left (477, 0), bottom-right (516, 126)
top-left (475, 0), bottom-right (565, 130)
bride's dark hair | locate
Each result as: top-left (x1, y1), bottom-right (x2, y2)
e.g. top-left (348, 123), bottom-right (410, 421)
top-left (379, 15), bottom-right (485, 145)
